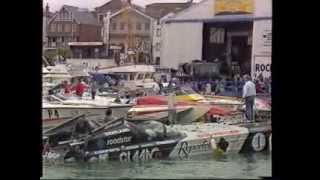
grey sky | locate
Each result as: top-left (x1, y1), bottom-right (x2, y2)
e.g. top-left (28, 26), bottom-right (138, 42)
top-left (43, 0), bottom-right (202, 12)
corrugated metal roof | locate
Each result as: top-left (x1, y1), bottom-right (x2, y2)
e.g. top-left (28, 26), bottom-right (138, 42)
top-left (165, 14), bottom-right (271, 23)
top-left (145, 3), bottom-right (193, 19)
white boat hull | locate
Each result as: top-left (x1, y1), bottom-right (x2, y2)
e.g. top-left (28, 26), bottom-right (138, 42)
top-left (169, 123), bottom-right (249, 158)
top-left (42, 105), bottom-right (131, 129)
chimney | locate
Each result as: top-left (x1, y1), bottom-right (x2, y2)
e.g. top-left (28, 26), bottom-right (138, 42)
top-left (45, 3), bottom-right (50, 15)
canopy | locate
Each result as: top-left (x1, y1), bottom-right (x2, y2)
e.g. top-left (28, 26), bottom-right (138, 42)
top-left (43, 74), bottom-right (72, 78)
top-left (69, 70), bottom-right (90, 77)
top-left (98, 65), bottom-right (155, 74)
top-left (68, 42), bottom-right (104, 46)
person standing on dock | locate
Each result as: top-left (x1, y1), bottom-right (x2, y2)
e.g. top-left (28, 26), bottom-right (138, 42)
top-left (242, 75), bottom-right (256, 122)
top-left (64, 81), bottom-right (72, 95)
top-left (104, 108), bottom-right (115, 123)
top-left (73, 79), bottom-right (88, 98)
top-left (90, 80), bottom-right (98, 100)
top-left (205, 82), bottom-right (212, 95)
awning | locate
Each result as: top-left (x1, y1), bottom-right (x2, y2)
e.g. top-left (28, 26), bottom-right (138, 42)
top-left (68, 42), bottom-right (104, 46)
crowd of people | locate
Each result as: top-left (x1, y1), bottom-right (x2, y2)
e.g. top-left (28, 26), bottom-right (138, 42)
top-left (153, 73), bottom-right (271, 97)
top-left (48, 72), bottom-right (269, 123)
top-left (48, 78), bottom-right (101, 100)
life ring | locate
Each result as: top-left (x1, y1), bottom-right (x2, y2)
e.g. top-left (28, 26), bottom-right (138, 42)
top-left (251, 133), bottom-right (266, 152)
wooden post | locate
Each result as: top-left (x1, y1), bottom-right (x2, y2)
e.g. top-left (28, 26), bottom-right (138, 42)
top-left (168, 92), bottom-right (176, 125)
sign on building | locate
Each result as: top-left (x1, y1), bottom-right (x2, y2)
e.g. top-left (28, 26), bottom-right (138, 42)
top-left (254, 55), bottom-right (271, 78)
top-left (209, 28), bottom-right (225, 44)
top-left (214, 0), bottom-right (254, 15)
top-left (251, 19), bottom-right (272, 79)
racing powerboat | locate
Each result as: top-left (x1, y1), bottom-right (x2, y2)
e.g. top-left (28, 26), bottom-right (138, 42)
top-left (42, 94), bottom-right (132, 129)
top-left (43, 114), bottom-right (249, 162)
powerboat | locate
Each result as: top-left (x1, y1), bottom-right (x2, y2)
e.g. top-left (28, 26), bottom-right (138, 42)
top-left (97, 65), bottom-right (159, 90)
top-left (42, 94), bottom-right (132, 129)
top-left (42, 114), bottom-right (249, 162)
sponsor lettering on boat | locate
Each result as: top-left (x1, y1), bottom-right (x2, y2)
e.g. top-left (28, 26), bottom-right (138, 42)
top-left (104, 128), bottom-right (131, 137)
top-left (106, 136), bottom-right (132, 145)
top-left (178, 140), bottom-right (210, 158)
top-left (197, 130), bottom-right (240, 138)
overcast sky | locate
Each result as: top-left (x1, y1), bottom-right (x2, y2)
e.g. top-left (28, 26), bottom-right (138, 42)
top-left (43, 0), bottom-right (203, 12)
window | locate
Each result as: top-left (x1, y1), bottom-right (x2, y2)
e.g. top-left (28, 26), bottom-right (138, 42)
top-left (99, 15), bottom-right (104, 23)
top-left (57, 24), bottom-right (62, 32)
top-left (72, 24), bottom-right (77, 32)
top-left (145, 73), bottom-right (151, 79)
top-left (122, 74), bottom-right (128, 80)
top-left (61, 37), bottom-right (64, 42)
top-left (50, 37), bottom-right (56, 47)
top-left (156, 28), bottom-right (161, 37)
top-left (156, 43), bottom-right (160, 51)
top-left (137, 73), bottom-right (144, 80)
top-left (50, 23), bottom-right (56, 32)
top-left (136, 22), bottom-right (141, 30)
top-left (129, 73), bottom-right (135, 80)
top-left (145, 22), bottom-right (150, 31)
top-left (120, 22), bottom-right (125, 30)
top-left (128, 23), bottom-right (132, 30)
top-left (64, 24), bottom-right (71, 32)
top-left (112, 22), bottom-right (117, 30)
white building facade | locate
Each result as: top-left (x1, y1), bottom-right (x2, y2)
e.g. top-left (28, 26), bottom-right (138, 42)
top-left (151, 13), bottom-right (175, 65)
top-left (160, 0), bottom-right (272, 79)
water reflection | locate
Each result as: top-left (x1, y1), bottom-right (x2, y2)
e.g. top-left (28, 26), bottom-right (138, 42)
top-left (42, 153), bottom-right (271, 179)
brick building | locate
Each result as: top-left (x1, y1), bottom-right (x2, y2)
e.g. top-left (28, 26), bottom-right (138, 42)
top-left (46, 5), bottom-right (101, 49)
top-left (96, 0), bottom-right (154, 64)
top-left (95, 0), bottom-right (144, 24)
top-left (43, 4), bottom-right (54, 48)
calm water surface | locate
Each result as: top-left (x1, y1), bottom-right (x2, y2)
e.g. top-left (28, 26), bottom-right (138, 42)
top-left (42, 152), bottom-right (271, 179)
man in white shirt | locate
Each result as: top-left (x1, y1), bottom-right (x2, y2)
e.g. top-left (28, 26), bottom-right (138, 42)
top-left (242, 75), bottom-right (256, 122)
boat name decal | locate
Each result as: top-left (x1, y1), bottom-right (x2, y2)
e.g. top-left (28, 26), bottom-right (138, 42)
top-left (119, 147), bottom-right (161, 162)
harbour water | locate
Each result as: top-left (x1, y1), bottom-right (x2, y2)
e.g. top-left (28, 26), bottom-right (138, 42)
top-left (42, 152), bottom-right (271, 179)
